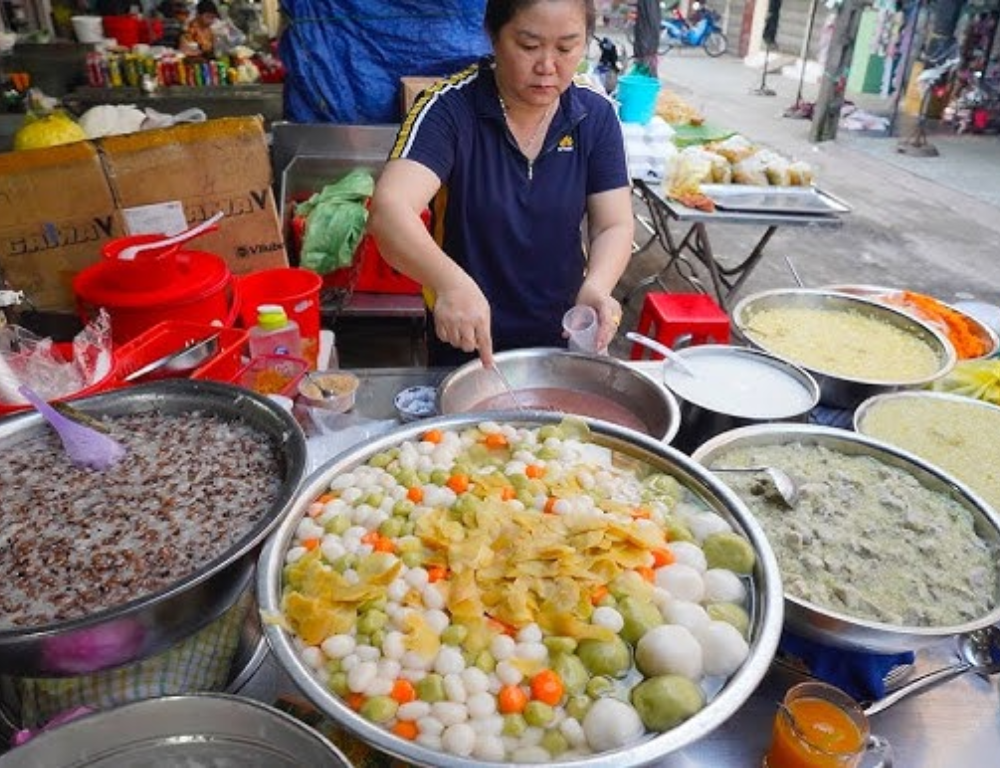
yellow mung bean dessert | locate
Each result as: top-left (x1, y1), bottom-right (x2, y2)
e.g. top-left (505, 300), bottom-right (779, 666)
top-left (859, 395), bottom-right (1000, 513)
top-left (743, 306), bottom-right (942, 382)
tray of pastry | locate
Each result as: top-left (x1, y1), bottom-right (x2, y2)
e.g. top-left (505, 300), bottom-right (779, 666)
top-left (700, 184), bottom-right (851, 215)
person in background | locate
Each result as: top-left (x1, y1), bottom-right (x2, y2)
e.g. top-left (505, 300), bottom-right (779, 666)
top-left (155, 0), bottom-right (190, 49)
top-left (179, 0), bottom-right (219, 56)
top-left (369, 0), bottom-right (633, 367)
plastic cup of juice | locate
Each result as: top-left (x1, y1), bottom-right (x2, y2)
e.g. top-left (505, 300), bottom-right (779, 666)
top-left (763, 682), bottom-right (892, 768)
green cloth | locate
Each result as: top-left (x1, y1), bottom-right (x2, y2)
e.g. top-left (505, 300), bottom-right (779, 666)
top-left (297, 169), bottom-right (375, 275)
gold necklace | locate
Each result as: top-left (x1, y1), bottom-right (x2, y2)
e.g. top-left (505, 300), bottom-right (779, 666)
top-left (498, 94), bottom-right (556, 155)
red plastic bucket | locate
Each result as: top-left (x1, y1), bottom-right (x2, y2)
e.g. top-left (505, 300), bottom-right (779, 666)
top-left (238, 268), bottom-right (323, 368)
top-left (100, 234), bottom-right (185, 291)
top-left (102, 15), bottom-right (142, 47)
top-left (74, 250), bottom-right (238, 345)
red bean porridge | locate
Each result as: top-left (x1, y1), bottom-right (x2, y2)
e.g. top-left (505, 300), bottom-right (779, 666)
top-left (0, 411), bottom-right (282, 629)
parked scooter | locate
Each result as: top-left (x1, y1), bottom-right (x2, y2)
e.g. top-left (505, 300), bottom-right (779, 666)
top-left (948, 70), bottom-right (1000, 134)
top-left (659, 3), bottom-right (727, 57)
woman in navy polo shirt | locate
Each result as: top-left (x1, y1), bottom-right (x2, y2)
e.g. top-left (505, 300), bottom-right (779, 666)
top-left (369, 0), bottom-right (633, 367)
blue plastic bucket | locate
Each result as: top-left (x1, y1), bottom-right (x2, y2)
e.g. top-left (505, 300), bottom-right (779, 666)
top-left (618, 75), bottom-right (661, 124)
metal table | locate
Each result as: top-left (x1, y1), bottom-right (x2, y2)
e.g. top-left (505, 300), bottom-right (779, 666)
top-left (627, 179), bottom-right (844, 311)
top-left (233, 365), bottom-right (1000, 767)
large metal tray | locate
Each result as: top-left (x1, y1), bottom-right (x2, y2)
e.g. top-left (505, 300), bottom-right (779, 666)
top-left (702, 184), bottom-right (851, 215)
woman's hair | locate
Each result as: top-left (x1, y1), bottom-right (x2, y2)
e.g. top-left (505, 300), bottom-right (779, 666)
top-left (196, 0), bottom-right (219, 16)
top-left (484, 0), bottom-right (596, 40)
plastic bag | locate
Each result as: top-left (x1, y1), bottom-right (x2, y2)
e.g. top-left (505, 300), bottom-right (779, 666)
top-left (296, 170), bottom-right (376, 275)
top-left (931, 360), bottom-right (1000, 404)
top-left (0, 310), bottom-right (113, 405)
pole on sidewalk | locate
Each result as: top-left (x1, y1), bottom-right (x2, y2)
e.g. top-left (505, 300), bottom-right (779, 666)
top-left (809, 0), bottom-right (866, 142)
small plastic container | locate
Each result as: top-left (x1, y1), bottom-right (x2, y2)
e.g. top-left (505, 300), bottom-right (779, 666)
top-left (236, 355), bottom-right (308, 398)
top-left (297, 371), bottom-right (360, 413)
top-left (248, 304), bottom-right (302, 360)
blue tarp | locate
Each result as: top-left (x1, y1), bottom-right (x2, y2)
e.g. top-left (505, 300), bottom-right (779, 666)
top-left (280, 0), bottom-right (490, 124)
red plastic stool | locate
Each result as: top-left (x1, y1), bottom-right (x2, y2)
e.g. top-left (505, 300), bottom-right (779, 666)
top-left (631, 293), bottom-right (730, 360)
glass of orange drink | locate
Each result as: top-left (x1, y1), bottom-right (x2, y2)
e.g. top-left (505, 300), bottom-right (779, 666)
top-left (763, 682), bottom-right (893, 768)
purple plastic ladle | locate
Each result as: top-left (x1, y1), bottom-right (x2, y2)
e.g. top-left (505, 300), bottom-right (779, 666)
top-left (18, 385), bottom-right (126, 471)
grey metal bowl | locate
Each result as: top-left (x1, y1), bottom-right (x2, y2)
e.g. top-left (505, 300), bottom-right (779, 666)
top-left (437, 347), bottom-right (681, 443)
top-left (0, 693), bottom-right (352, 767)
top-left (692, 423), bottom-right (1000, 653)
top-left (0, 380), bottom-right (307, 677)
top-left (731, 288), bottom-right (957, 409)
top-left (257, 412), bottom-right (784, 768)
top-left (658, 345), bottom-right (820, 454)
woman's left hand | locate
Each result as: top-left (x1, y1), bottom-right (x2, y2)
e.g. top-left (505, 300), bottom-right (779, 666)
top-left (574, 290), bottom-right (622, 352)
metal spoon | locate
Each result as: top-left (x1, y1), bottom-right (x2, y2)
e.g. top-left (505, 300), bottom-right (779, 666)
top-left (487, 363), bottom-right (526, 411)
top-left (626, 332), bottom-right (698, 376)
top-left (18, 385), bottom-right (126, 471)
top-left (863, 625), bottom-right (1000, 716)
top-left (305, 371), bottom-right (336, 399)
top-left (710, 465), bottom-right (801, 508)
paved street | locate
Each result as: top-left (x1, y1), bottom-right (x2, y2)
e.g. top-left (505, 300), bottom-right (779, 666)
top-left (611, 47), bottom-right (1000, 355)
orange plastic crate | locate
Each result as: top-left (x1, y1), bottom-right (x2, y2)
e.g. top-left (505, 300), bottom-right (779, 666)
top-left (114, 321), bottom-right (249, 384)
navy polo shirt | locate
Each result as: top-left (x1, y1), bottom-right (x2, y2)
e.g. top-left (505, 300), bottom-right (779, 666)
top-left (389, 57), bottom-right (629, 353)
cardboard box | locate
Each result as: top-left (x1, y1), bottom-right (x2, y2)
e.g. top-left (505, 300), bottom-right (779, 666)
top-left (101, 117), bottom-right (288, 279)
top-left (0, 142), bottom-right (125, 311)
top-left (400, 76), bottom-right (441, 116)
top-left (0, 116), bottom-right (288, 313)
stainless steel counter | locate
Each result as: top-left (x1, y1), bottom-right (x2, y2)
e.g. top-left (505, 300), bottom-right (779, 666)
top-left (253, 365), bottom-right (1000, 765)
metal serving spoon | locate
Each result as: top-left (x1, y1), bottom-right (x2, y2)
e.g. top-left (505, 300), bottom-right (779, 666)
top-left (626, 332), bottom-right (698, 377)
top-left (710, 465), bottom-right (801, 508)
top-left (863, 625), bottom-right (1000, 716)
top-left (19, 385), bottom-right (126, 471)
top-left (488, 363), bottom-right (526, 411)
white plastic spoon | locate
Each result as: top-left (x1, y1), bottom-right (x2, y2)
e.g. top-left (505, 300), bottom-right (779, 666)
top-left (626, 331), bottom-right (698, 377)
top-left (117, 211), bottom-right (224, 261)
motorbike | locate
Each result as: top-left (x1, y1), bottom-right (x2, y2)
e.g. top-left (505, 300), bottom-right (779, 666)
top-left (659, 3), bottom-right (727, 57)
top-left (947, 70), bottom-right (1000, 134)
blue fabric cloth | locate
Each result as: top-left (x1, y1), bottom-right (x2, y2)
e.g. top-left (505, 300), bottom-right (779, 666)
top-left (279, 0), bottom-right (490, 124)
top-left (809, 404), bottom-right (855, 429)
top-left (779, 631), bottom-right (915, 701)
top-left (390, 58), bottom-right (630, 357)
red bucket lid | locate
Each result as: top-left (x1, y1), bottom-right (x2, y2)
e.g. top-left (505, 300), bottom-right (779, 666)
top-left (74, 250), bottom-right (230, 308)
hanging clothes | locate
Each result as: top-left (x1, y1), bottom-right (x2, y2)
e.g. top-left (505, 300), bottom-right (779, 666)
top-left (764, 0), bottom-right (783, 47)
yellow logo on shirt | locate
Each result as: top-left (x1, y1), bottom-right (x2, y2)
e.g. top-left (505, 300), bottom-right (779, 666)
top-left (557, 135), bottom-right (574, 153)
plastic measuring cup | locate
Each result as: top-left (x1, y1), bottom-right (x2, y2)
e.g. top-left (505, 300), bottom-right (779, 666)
top-left (563, 305), bottom-right (600, 354)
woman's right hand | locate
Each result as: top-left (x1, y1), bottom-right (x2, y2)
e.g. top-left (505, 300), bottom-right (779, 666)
top-left (432, 277), bottom-right (495, 366)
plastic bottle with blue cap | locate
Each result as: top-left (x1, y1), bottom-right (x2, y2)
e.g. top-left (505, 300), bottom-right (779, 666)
top-left (248, 304), bottom-right (302, 360)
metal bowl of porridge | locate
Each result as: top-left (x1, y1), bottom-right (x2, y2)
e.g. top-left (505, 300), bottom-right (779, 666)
top-left (437, 348), bottom-right (681, 443)
top-left (0, 379), bottom-right (307, 677)
top-left (731, 288), bottom-right (957, 409)
top-left (693, 423), bottom-right (1000, 653)
top-left (258, 413), bottom-right (783, 767)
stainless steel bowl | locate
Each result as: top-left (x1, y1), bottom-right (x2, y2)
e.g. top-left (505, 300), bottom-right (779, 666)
top-left (693, 423), bottom-right (1000, 653)
top-left (657, 345), bottom-right (820, 454)
top-left (825, 284), bottom-right (1000, 361)
top-left (258, 412), bottom-right (784, 768)
top-left (0, 380), bottom-right (307, 677)
top-left (731, 288), bottom-right (957, 409)
top-left (437, 347), bottom-right (681, 443)
top-left (0, 693), bottom-right (352, 767)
